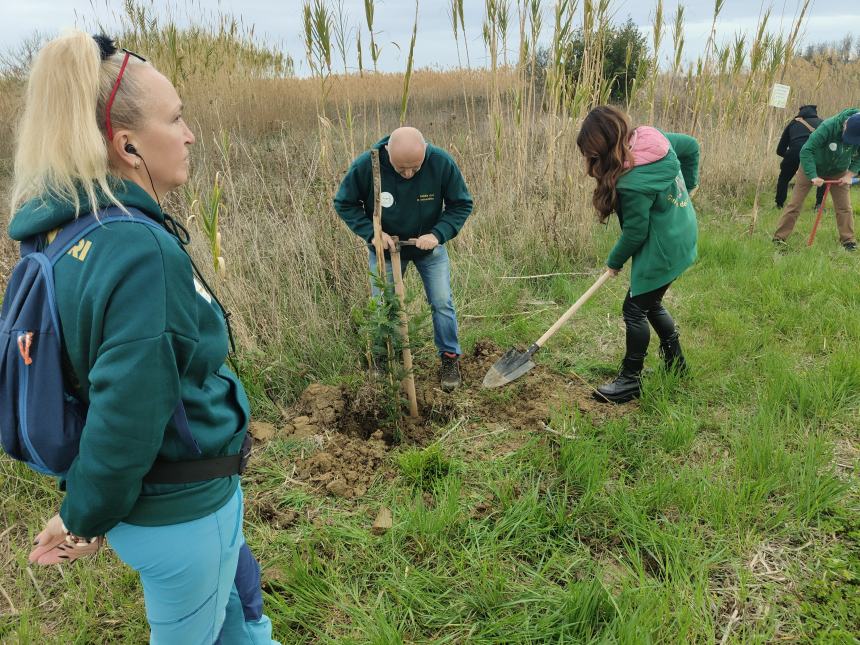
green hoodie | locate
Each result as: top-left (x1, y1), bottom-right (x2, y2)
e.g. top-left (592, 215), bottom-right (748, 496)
top-left (7, 181), bottom-right (249, 537)
top-left (610, 132), bottom-right (699, 296)
top-left (333, 136), bottom-right (473, 260)
top-left (799, 108), bottom-right (860, 180)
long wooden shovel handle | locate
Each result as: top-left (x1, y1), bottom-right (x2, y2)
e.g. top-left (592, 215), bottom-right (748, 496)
top-left (535, 270), bottom-right (613, 348)
top-left (807, 183), bottom-right (831, 247)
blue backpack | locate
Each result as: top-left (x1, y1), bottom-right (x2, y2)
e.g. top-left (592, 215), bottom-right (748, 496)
top-left (0, 207), bottom-right (200, 477)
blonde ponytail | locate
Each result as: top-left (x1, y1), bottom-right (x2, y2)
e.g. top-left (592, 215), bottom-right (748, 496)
top-left (9, 29), bottom-right (146, 217)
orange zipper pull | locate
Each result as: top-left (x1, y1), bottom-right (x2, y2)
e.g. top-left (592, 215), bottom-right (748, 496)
top-left (17, 332), bottom-right (34, 366)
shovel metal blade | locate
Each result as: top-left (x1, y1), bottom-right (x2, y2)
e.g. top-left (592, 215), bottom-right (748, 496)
top-left (482, 347), bottom-right (537, 388)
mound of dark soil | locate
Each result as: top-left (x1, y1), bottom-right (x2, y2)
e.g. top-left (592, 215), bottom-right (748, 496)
top-left (254, 339), bottom-right (632, 499)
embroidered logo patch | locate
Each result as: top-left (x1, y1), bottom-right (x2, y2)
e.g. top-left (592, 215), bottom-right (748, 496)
top-left (667, 174), bottom-right (690, 208)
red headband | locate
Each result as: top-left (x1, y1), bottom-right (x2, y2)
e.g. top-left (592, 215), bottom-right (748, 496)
top-left (104, 51), bottom-right (131, 141)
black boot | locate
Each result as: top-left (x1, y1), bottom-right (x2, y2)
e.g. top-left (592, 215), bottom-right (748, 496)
top-left (594, 357), bottom-right (643, 403)
top-left (659, 332), bottom-right (688, 375)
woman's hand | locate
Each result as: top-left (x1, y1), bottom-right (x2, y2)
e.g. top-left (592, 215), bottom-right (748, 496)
top-left (29, 514), bottom-right (103, 565)
top-left (607, 267), bottom-right (621, 277)
top-left (811, 177), bottom-right (825, 187)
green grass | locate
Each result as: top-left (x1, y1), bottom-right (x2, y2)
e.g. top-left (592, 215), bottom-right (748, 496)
top-left (1, 204), bottom-right (858, 642)
top-left (397, 444), bottom-right (460, 492)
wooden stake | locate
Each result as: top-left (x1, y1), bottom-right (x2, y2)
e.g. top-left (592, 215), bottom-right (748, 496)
top-left (364, 151), bottom-right (385, 371)
top-left (370, 149), bottom-right (387, 281)
top-left (369, 149), bottom-right (396, 391)
top-left (390, 237), bottom-right (419, 418)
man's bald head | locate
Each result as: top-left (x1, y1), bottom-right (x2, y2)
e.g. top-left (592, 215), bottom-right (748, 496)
top-left (387, 126), bottom-right (427, 179)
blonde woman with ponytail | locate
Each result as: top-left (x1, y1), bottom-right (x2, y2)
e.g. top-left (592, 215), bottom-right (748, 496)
top-left (9, 31), bottom-right (278, 644)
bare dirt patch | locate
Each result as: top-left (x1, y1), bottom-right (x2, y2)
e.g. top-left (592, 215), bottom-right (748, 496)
top-left (294, 431), bottom-right (390, 499)
top-left (454, 339), bottom-right (633, 428)
top-left (256, 339), bottom-right (634, 499)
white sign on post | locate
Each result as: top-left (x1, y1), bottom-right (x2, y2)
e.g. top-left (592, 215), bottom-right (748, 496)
top-left (769, 83), bottom-right (791, 109)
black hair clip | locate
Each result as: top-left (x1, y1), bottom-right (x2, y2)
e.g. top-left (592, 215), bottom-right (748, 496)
top-left (92, 34), bottom-right (117, 60)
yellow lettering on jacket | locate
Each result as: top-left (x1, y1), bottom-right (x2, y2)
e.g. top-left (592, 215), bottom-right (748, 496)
top-left (68, 239), bottom-right (92, 262)
top-left (667, 194), bottom-right (689, 208)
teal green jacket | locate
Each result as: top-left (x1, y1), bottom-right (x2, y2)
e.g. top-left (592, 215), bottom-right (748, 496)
top-left (8, 181), bottom-right (249, 537)
top-left (333, 136), bottom-right (473, 260)
top-left (800, 108), bottom-right (860, 180)
top-left (609, 132), bottom-right (699, 296)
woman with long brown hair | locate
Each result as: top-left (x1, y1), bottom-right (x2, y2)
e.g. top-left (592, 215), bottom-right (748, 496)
top-left (576, 105), bottom-right (699, 403)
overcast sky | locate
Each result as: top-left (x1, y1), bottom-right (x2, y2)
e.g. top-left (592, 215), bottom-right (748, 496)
top-left (2, 0), bottom-right (858, 75)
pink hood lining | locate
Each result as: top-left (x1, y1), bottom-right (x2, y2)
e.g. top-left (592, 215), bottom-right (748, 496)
top-left (625, 126), bottom-right (670, 168)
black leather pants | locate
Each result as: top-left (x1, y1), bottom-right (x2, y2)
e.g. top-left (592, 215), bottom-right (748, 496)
top-left (622, 282), bottom-right (675, 363)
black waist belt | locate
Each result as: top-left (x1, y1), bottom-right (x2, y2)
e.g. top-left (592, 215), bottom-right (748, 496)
top-left (143, 434), bottom-right (252, 485)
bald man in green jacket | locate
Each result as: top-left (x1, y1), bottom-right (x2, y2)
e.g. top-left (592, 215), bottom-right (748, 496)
top-left (334, 127), bottom-right (473, 391)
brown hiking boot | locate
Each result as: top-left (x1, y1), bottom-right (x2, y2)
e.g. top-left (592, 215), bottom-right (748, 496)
top-left (440, 353), bottom-right (461, 392)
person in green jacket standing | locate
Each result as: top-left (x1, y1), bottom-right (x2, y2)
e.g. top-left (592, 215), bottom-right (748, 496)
top-left (334, 127), bottom-right (474, 391)
top-left (9, 31), bottom-right (277, 643)
top-left (773, 109), bottom-right (860, 251)
top-left (576, 105), bottom-right (699, 403)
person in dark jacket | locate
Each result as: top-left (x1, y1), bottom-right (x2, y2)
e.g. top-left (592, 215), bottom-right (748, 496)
top-left (334, 127), bottom-right (474, 391)
top-left (576, 106), bottom-right (699, 403)
top-left (775, 105), bottom-right (826, 209)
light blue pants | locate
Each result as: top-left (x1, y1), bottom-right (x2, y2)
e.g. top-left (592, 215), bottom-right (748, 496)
top-left (107, 486), bottom-right (278, 645)
top-left (369, 245), bottom-right (462, 356)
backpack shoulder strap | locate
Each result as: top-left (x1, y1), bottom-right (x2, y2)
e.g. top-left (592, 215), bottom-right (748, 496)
top-left (29, 205), bottom-right (200, 456)
top-left (795, 117), bottom-right (816, 133)
top-left (42, 207), bottom-right (163, 264)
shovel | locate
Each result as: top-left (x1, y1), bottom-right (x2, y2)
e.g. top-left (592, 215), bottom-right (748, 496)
top-left (807, 177), bottom-right (859, 247)
top-left (806, 180), bottom-right (834, 247)
top-left (482, 270), bottom-right (613, 388)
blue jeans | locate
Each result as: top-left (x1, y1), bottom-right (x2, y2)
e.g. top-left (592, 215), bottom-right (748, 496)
top-left (107, 487), bottom-right (278, 645)
top-left (368, 245), bottom-right (462, 356)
